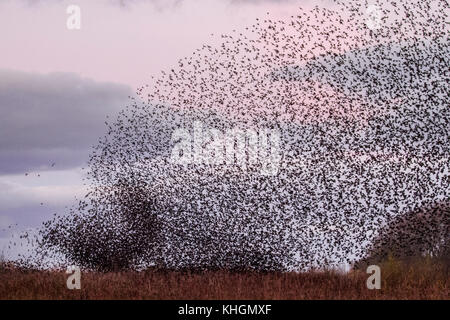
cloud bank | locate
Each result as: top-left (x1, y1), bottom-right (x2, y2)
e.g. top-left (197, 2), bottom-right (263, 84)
top-left (0, 69), bottom-right (131, 174)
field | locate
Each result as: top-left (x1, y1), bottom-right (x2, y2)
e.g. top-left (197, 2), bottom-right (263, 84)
top-left (0, 258), bottom-right (448, 300)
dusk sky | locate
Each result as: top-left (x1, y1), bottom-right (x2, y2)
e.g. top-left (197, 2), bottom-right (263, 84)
top-left (0, 0), bottom-right (447, 264)
top-left (0, 0), bottom-right (336, 258)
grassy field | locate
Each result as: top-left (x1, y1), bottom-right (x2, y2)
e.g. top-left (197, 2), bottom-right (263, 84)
top-left (0, 258), bottom-right (448, 300)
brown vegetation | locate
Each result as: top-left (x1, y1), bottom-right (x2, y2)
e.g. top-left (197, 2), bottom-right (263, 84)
top-left (0, 257), bottom-right (448, 300)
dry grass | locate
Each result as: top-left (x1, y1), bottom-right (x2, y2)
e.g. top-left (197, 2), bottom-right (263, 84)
top-left (0, 258), bottom-right (448, 300)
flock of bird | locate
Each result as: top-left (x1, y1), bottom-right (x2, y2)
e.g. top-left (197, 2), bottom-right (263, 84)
top-left (8, 0), bottom-right (449, 271)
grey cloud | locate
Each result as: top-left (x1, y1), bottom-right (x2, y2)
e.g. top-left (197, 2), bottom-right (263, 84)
top-left (0, 69), bottom-right (132, 174)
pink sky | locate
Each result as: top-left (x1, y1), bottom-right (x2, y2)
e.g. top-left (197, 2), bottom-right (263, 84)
top-left (0, 0), bottom-right (336, 89)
